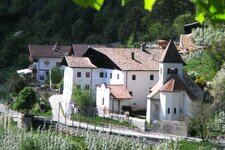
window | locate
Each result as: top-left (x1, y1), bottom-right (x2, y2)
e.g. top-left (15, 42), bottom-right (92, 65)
top-left (110, 73), bottom-right (112, 79)
top-left (102, 97), bottom-right (105, 105)
top-left (167, 68), bottom-right (177, 74)
top-left (132, 75), bottom-right (136, 80)
top-left (100, 72), bottom-right (104, 78)
top-left (56, 62), bottom-right (61, 66)
top-left (167, 68), bottom-right (170, 74)
top-left (174, 108), bottom-right (176, 114)
top-left (77, 72), bottom-right (81, 77)
top-left (39, 75), bottom-right (44, 80)
top-left (85, 85), bottom-right (90, 90)
top-left (167, 108), bottom-right (170, 114)
top-left (76, 85), bottom-right (81, 89)
top-left (117, 74), bottom-right (119, 79)
top-left (171, 69), bottom-right (174, 74)
top-left (129, 91), bottom-right (133, 96)
top-left (86, 72), bottom-right (90, 77)
top-left (105, 72), bottom-right (107, 78)
top-left (150, 74), bottom-right (154, 80)
top-left (175, 68), bottom-right (178, 74)
top-left (133, 103), bottom-right (137, 108)
top-left (180, 108), bottom-right (182, 114)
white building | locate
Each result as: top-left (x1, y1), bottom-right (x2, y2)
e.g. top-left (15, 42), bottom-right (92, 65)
top-left (146, 40), bottom-right (203, 123)
top-left (61, 41), bottom-right (203, 120)
top-left (60, 56), bottom-right (97, 114)
top-left (61, 46), bottom-right (163, 115)
top-left (28, 44), bottom-right (71, 82)
top-left (96, 84), bottom-right (132, 116)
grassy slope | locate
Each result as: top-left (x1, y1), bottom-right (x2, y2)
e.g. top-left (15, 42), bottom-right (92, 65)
top-left (179, 140), bottom-right (223, 150)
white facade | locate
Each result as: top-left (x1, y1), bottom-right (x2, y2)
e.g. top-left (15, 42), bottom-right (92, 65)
top-left (36, 58), bottom-right (62, 82)
top-left (96, 84), bottom-right (130, 116)
top-left (146, 59), bottom-right (201, 123)
top-left (159, 91), bottom-right (185, 120)
top-left (62, 66), bottom-right (159, 113)
top-left (92, 68), bottom-right (124, 89)
top-left (63, 66), bottom-right (93, 102)
top-left (125, 71), bottom-right (158, 110)
top-left (159, 63), bottom-right (183, 87)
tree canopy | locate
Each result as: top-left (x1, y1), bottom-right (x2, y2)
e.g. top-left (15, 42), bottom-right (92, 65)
top-left (0, 0), bottom-right (196, 75)
top-left (50, 66), bottom-right (63, 84)
top-left (12, 87), bottom-right (37, 113)
top-left (72, 0), bottom-right (225, 24)
top-left (72, 87), bottom-right (91, 107)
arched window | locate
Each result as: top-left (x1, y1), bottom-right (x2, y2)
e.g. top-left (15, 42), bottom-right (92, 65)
top-left (171, 69), bottom-right (174, 74)
top-left (167, 68), bottom-right (170, 74)
top-left (175, 68), bottom-right (178, 74)
top-left (167, 108), bottom-right (170, 114)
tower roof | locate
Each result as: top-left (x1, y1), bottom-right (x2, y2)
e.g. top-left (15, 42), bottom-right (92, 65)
top-left (160, 40), bottom-right (185, 64)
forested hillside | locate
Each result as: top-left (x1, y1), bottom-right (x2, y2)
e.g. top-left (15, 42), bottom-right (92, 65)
top-left (0, 0), bottom-right (195, 78)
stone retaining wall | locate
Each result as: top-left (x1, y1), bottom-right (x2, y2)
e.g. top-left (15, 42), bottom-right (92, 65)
top-left (150, 120), bottom-right (188, 136)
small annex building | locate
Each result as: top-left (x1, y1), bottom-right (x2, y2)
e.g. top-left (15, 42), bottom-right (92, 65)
top-left (96, 84), bottom-right (132, 116)
top-left (146, 40), bottom-right (203, 123)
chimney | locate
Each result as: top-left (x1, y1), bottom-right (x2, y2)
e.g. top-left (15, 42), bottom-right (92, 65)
top-left (131, 52), bottom-right (135, 60)
top-left (53, 43), bottom-right (60, 52)
top-left (141, 43), bottom-right (146, 51)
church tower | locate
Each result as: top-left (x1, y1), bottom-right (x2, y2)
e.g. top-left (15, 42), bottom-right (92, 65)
top-left (158, 40), bottom-right (185, 87)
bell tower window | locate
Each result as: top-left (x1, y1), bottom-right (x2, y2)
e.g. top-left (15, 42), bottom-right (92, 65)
top-left (167, 68), bottom-right (170, 74)
top-left (175, 68), bottom-right (178, 74)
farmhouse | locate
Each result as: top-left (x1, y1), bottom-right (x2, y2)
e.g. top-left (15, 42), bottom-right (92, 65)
top-left (28, 43), bottom-right (71, 82)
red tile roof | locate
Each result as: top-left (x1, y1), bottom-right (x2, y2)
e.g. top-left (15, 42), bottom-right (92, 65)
top-left (89, 47), bottom-right (163, 71)
top-left (160, 40), bottom-right (185, 64)
top-left (62, 56), bottom-right (96, 68)
top-left (71, 44), bottom-right (105, 56)
top-left (29, 45), bottom-right (71, 58)
top-left (107, 85), bottom-right (132, 100)
top-left (160, 74), bottom-right (197, 100)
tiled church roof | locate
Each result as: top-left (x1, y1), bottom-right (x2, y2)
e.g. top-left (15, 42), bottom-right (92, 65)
top-left (160, 40), bottom-right (185, 64)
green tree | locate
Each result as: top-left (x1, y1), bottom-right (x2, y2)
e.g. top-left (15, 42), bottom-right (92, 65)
top-left (210, 63), bottom-right (225, 109)
top-left (147, 21), bottom-right (170, 41)
top-left (13, 87), bottom-right (37, 113)
top-left (0, 84), bottom-right (10, 103)
top-left (205, 38), bottom-right (225, 71)
top-left (185, 50), bottom-right (217, 81)
top-left (118, 7), bottom-right (145, 43)
top-left (72, 86), bottom-right (91, 107)
top-left (192, 25), bottom-right (225, 46)
top-left (172, 13), bottom-right (195, 38)
top-left (72, 0), bottom-right (225, 24)
top-left (126, 33), bottom-right (140, 48)
top-left (50, 66), bottom-right (63, 84)
top-left (8, 73), bottom-right (27, 95)
top-left (72, 19), bottom-right (88, 43)
top-left (189, 102), bottom-right (212, 141)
